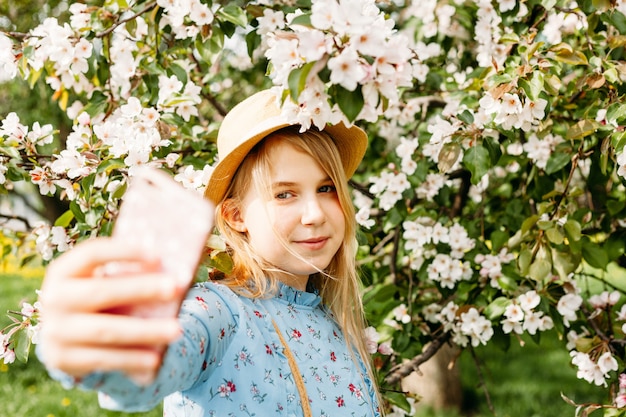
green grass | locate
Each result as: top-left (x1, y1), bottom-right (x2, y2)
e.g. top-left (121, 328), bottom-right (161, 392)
top-left (453, 334), bottom-right (608, 417)
top-left (0, 271), bottom-right (611, 417)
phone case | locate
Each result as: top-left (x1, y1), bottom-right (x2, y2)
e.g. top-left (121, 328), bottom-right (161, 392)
top-left (110, 166), bottom-right (214, 319)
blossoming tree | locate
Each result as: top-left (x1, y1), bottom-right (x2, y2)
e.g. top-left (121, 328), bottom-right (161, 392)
top-left (2, 0), bottom-right (626, 414)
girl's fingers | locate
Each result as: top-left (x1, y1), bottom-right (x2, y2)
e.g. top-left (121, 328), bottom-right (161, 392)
top-left (42, 344), bottom-right (164, 380)
top-left (44, 237), bottom-right (156, 280)
top-left (43, 314), bottom-right (181, 346)
top-left (40, 237), bottom-right (187, 313)
top-left (42, 273), bottom-right (182, 313)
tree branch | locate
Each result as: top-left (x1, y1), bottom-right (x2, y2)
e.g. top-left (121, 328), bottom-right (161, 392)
top-left (470, 345), bottom-right (496, 415)
top-left (384, 332), bottom-right (451, 386)
top-left (95, 1), bottom-right (158, 38)
top-left (0, 213), bottom-right (33, 230)
top-left (4, 31), bottom-right (28, 40)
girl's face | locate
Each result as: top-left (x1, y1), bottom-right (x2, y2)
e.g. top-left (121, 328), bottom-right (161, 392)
top-left (234, 140), bottom-right (346, 290)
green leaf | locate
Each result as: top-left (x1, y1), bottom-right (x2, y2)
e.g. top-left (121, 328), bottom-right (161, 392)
top-left (601, 10), bottom-right (626, 34)
top-left (81, 173), bottom-right (95, 197)
top-left (483, 136), bottom-right (502, 165)
top-left (216, 4), bottom-right (248, 27)
top-left (551, 248), bottom-right (581, 280)
top-left (82, 91), bottom-right (109, 117)
top-left (593, 0), bottom-right (611, 12)
top-left (581, 238), bottom-right (609, 269)
top-left (518, 247), bottom-right (532, 275)
top-left (566, 120), bottom-right (598, 140)
top-left (383, 207), bottom-right (405, 232)
top-left (490, 230), bottom-right (509, 251)
top-left (605, 234), bottom-right (626, 261)
top-left (437, 142), bottom-right (461, 173)
top-left (384, 391), bottom-right (412, 412)
top-left (546, 227), bottom-right (564, 245)
top-left (288, 62), bottom-right (316, 102)
top-left (195, 27), bottom-right (225, 64)
top-left (14, 328), bottom-right (32, 363)
top-left (537, 219), bottom-right (553, 230)
top-left (245, 29), bottom-right (261, 59)
top-left (500, 32), bottom-right (520, 44)
top-left (70, 200), bottom-right (86, 224)
top-left (529, 258), bottom-right (551, 282)
top-left (518, 73), bottom-right (544, 101)
top-left (112, 181), bottom-right (128, 200)
top-left (554, 48), bottom-right (589, 66)
top-left (521, 215), bottom-right (539, 236)
top-left (169, 63), bottom-right (189, 86)
top-left (125, 18), bottom-right (137, 37)
top-left (27, 66), bottom-right (43, 89)
top-left (331, 85), bottom-right (364, 123)
top-left (457, 110), bottom-right (474, 124)
top-left (290, 12), bottom-right (312, 27)
top-left (496, 274), bottom-right (519, 292)
top-left (54, 210), bottom-right (75, 228)
top-left (208, 251), bottom-right (233, 274)
top-left (606, 102), bottom-right (626, 125)
top-left (462, 145), bottom-right (490, 185)
top-left (544, 150), bottom-right (571, 174)
top-left (484, 297), bottom-right (510, 320)
top-left (563, 220), bottom-right (582, 242)
top-left (97, 158), bottom-right (126, 174)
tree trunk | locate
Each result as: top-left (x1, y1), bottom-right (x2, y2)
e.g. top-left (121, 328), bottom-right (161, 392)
top-left (401, 343), bottom-right (463, 411)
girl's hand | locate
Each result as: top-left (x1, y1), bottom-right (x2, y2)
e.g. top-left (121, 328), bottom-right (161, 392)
top-left (39, 238), bottom-right (184, 385)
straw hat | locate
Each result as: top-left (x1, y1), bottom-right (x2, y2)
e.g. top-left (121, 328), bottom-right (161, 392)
top-left (204, 89), bottom-right (368, 204)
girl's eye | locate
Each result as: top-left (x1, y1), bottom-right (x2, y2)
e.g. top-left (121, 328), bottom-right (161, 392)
top-left (319, 185), bottom-right (336, 193)
top-left (275, 191), bottom-right (293, 199)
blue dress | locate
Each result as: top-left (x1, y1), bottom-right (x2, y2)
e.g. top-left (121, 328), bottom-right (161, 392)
top-left (65, 282), bottom-right (381, 416)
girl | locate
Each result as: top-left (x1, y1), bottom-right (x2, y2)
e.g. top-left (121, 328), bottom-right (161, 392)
top-left (39, 89), bottom-right (381, 416)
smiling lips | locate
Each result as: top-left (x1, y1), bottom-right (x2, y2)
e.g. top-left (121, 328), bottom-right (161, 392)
top-left (296, 237), bottom-right (329, 250)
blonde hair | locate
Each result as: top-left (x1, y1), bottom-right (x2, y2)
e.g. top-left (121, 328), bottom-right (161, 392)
top-left (214, 126), bottom-right (381, 409)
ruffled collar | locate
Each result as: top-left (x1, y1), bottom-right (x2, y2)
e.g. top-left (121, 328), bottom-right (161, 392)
top-left (275, 281), bottom-right (321, 307)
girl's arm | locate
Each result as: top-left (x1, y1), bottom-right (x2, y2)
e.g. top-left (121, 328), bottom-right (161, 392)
top-left (39, 237), bottom-right (239, 412)
top-left (90, 283), bottom-right (241, 411)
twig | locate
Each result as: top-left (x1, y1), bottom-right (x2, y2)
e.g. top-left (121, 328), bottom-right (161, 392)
top-left (390, 226), bottom-right (400, 284)
top-left (549, 142), bottom-right (584, 221)
top-left (0, 213), bottom-right (32, 229)
top-left (384, 332), bottom-right (450, 385)
top-left (470, 345), bottom-right (496, 416)
top-left (95, 1), bottom-right (158, 38)
top-left (204, 91), bottom-right (229, 117)
top-left (4, 31), bottom-right (28, 40)
top-left (372, 229), bottom-right (396, 255)
top-left (349, 180), bottom-right (374, 199)
top-left (581, 305), bottom-right (611, 344)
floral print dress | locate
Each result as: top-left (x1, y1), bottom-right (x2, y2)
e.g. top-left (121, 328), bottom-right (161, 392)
top-left (68, 281), bottom-right (381, 417)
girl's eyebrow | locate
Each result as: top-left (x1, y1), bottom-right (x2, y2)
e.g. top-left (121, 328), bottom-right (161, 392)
top-left (271, 181), bottom-right (298, 188)
top-left (271, 177), bottom-right (333, 188)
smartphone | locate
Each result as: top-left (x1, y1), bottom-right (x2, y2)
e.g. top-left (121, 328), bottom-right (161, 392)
top-left (108, 166), bottom-right (214, 319)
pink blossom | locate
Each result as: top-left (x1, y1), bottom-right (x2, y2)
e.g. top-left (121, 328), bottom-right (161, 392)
top-left (378, 341), bottom-right (394, 355)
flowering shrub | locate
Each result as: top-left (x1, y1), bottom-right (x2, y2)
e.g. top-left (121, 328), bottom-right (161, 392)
top-left (3, 0), bottom-right (626, 415)
top-left (1, 297), bottom-right (41, 365)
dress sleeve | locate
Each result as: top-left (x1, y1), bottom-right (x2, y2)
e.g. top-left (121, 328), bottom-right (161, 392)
top-left (44, 282), bottom-right (241, 413)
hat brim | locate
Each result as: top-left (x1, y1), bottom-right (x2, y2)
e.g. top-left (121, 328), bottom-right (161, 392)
top-left (204, 117), bottom-right (367, 205)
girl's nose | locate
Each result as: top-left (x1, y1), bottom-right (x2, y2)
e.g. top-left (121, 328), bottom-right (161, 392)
top-left (301, 197), bottom-right (325, 225)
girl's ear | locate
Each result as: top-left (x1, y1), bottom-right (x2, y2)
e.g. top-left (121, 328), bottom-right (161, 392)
top-left (221, 199), bottom-right (247, 232)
